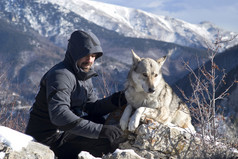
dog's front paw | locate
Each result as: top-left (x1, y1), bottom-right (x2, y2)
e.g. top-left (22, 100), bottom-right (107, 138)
top-left (119, 105), bottom-right (133, 131)
top-left (128, 115), bottom-right (140, 132)
top-left (120, 118), bottom-right (128, 131)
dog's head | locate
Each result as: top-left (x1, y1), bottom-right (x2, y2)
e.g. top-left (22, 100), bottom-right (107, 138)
top-left (130, 50), bottom-right (166, 93)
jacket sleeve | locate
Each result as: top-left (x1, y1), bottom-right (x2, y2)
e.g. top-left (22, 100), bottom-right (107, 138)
top-left (85, 96), bottom-right (118, 117)
top-left (84, 80), bottom-right (118, 117)
top-left (46, 72), bottom-right (102, 139)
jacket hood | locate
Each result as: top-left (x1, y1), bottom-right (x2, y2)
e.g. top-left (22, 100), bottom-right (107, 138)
top-left (64, 30), bottom-right (103, 80)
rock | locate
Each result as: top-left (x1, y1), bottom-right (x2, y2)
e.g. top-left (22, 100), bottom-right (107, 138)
top-left (0, 126), bottom-right (54, 159)
top-left (117, 122), bottom-right (198, 159)
top-left (133, 122), bottom-right (197, 153)
top-left (116, 121), bottom-right (238, 159)
top-left (78, 149), bottom-right (146, 159)
top-left (104, 108), bottom-right (199, 158)
top-left (102, 149), bottom-right (145, 159)
top-left (6, 141), bottom-right (54, 159)
top-left (0, 126), bottom-right (33, 151)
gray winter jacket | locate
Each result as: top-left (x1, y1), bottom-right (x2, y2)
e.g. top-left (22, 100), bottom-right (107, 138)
top-left (25, 30), bottom-right (118, 144)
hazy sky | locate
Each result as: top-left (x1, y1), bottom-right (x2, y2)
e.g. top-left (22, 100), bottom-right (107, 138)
top-left (93, 0), bottom-right (238, 32)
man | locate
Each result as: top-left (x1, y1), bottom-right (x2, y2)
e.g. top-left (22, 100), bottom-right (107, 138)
top-left (25, 30), bottom-right (127, 159)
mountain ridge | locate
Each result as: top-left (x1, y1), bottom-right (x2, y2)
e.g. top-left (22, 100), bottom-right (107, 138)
top-left (2, 0), bottom-right (237, 50)
top-left (45, 0), bottom-right (238, 49)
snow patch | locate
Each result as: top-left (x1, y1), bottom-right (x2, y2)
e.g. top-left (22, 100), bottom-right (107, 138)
top-left (78, 151), bottom-right (101, 159)
top-left (113, 148), bottom-right (145, 158)
top-left (0, 126), bottom-right (33, 151)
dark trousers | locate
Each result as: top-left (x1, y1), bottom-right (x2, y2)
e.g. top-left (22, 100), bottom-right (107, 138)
top-left (50, 116), bottom-right (114, 159)
top-left (50, 132), bottom-right (113, 159)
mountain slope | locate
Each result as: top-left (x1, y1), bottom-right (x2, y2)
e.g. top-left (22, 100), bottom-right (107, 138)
top-left (0, 0), bottom-right (210, 78)
top-left (45, 0), bottom-right (238, 49)
top-left (173, 45), bottom-right (238, 133)
top-left (0, 18), bottom-right (64, 100)
top-left (174, 44), bottom-right (238, 100)
top-left (1, 0), bottom-right (237, 50)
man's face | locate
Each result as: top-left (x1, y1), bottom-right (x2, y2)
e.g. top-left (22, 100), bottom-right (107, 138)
top-left (77, 53), bottom-right (97, 72)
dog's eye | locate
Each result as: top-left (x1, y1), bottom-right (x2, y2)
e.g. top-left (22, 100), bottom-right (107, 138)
top-left (155, 74), bottom-right (158, 77)
top-left (143, 73), bottom-right (148, 77)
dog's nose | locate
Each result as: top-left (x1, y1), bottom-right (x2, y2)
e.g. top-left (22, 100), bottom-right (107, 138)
top-left (148, 88), bottom-right (155, 93)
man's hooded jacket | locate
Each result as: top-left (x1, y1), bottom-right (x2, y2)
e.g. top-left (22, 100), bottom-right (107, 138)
top-left (25, 30), bottom-right (118, 145)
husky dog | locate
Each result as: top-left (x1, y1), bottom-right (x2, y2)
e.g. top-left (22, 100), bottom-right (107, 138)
top-left (120, 50), bottom-right (195, 133)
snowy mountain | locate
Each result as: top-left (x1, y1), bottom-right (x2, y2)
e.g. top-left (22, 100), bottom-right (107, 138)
top-left (41, 0), bottom-right (238, 49)
top-left (1, 0), bottom-right (237, 50)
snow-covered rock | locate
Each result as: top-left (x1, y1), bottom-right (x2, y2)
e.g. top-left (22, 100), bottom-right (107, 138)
top-left (103, 149), bottom-right (145, 159)
top-left (0, 126), bottom-right (54, 159)
top-left (78, 149), bottom-right (145, 159)
top-left (78, 151), bottom-right (101, 159)
top-left (0, 126), bottom-right (33, 151)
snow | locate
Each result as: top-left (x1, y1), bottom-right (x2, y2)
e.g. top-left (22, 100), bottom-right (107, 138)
top-left (114, 149), bottom-right (146, 158)
top-left (46, 0), bottom-right (134, 26)
top-left (78, 151), bottom-right (101, 159)
top-left (4, 0), bottom-right (237, 49)
top-left (0, 126), bottom-right (33, 152)
top-left (77, 149), bottom-right (145, 159)
top-left (0, 152), bottom-right (5, 159)
top-left (41, 0), bottom-right (237, 49)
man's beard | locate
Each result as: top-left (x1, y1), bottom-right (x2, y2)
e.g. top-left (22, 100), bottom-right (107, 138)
top-left (80, 62), bottom-right (92, 72)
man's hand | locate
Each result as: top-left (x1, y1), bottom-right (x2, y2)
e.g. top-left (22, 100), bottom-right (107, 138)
top-left (99, 125), bottom-right (123, 143)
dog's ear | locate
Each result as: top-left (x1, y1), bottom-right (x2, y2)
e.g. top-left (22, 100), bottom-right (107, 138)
top-left (157, 56), bottom-right (167, 65)
top-left (131, 49), bottom-right (141, 64)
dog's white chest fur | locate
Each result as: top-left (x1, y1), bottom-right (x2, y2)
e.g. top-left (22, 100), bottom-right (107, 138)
top-left (125, 87), bottom-right (159, 109)
top-left (120, 86), bottom-right (160, 131)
